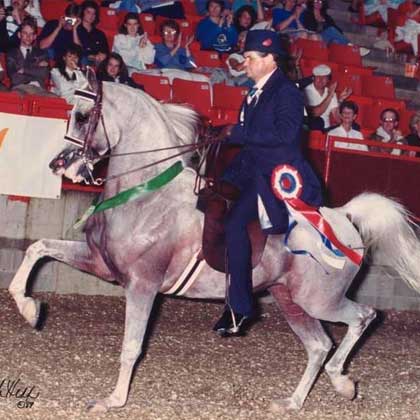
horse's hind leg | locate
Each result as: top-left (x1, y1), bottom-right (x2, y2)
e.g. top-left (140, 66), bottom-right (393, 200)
top-left (88, 274), bottom-right (159, 412)
top-left (323, 298), bottom-right (376, 399)
top-left (9, 239), bottom-right (111, 327)
top-left (268, 284), bottom-right (333, 412)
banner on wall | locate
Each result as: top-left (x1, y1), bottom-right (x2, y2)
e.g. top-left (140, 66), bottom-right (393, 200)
top-left (0, 112), bottom-right (66, 199)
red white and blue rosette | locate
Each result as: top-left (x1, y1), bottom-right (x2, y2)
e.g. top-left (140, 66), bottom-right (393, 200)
top-left (270, 164), bottom-right (363, 267)
top-left (271, 164), bottom-right (303, 201)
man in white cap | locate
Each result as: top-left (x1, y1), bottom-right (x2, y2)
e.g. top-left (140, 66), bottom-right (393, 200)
top-left (304, 63), bottom-right (352, 131)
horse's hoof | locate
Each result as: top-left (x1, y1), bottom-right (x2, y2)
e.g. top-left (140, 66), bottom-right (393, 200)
top-left (331, 375), bottom-right (356, 400)
top-left (22, 298), bottom-right (41, 328)
top-left (269, 397), bottom-right (301, 414)
top-left (86, 399), bottom-right (109, 413)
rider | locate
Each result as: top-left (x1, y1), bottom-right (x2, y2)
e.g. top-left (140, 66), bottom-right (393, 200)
top-left (213, 29), bottom-right (323, 337)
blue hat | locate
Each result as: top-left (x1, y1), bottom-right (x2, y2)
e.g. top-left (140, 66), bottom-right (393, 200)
top-left (244, 30), bottom-right (285, 56)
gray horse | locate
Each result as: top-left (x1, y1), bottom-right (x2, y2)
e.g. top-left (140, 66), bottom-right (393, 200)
top-left (8, 81), bottom-right (420, 413)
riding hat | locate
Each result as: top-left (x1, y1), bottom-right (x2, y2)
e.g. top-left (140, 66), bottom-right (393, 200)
top-left (244, 29), bottom-right (286, 56)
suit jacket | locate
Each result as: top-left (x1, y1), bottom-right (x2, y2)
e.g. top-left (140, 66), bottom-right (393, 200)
top-left (6, 46), bottom-right (49, 88)
top-left (223, 68), bottom-right (323, 228)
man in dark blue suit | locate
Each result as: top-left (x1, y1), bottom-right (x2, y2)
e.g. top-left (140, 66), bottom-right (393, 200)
top-left (213, 29), bottom-right (323, 337)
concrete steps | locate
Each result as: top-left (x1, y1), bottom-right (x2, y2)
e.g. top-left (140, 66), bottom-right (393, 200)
top-left (327, 0), bottom-right (420, 110)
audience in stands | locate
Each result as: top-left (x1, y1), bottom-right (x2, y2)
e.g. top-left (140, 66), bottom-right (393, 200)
top-left (112, 12), bottom-right (155, 75)
top-left (96, 52), bottom-right (143, 89)
top-left (196, 0), bottom-right (238, 52)
top-left (3, 0), bottom-right (44, 26)
top-left (0, 59), bottom-right (7, 90)
top-left (50, 44), bottom-right (88, 104)
top-left (233, 2), bottom-right (264, 32)
top-left (77, 0), bottom-right (109, 66)
top-left (272, 0), bottom-right (308, 38)
top-left (304, 64), bottom-right (352, 131)
top-left (369, 108), bottom-right (407, 155)
top-left (364, 0), bottom-right (404, 26)
top-left (405, 111), bottom-right (420, 157)
top-left (154, 19), bottom-right (195, 70)
top-left (302, 0), bottom-right (370, 55)
top-left (327, 101), bottom-right (368, 151)
top-left (39, 4), bottom-right (82, 60)
top-left (6, 18), bottom-right (51, 95)
top-left (394, 1), bottom-right (420, 55)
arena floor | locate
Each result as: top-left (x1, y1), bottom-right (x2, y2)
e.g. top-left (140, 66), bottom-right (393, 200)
top-left (0, 289), bottom-right (419, 420)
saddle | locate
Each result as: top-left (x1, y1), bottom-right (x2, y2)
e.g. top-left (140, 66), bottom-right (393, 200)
top-left (197, 138), bottom-right (267, 273)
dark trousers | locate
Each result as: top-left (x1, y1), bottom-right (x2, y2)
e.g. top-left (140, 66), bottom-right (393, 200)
top-left (225, 183), bottom-right (258, 317)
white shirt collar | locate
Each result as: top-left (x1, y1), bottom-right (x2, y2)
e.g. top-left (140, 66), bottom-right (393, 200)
top-left (20, 46), bottom-right (31, 57)
top-left (254, 67), bottom-right (276, 91)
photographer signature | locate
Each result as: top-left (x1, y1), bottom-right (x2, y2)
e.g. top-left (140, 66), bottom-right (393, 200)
top-left (0, 376), bottom-right (40, 409)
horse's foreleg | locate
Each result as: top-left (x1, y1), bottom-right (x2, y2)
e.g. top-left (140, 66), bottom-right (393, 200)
top-left (268, 284), bottom-right (333, 413)
top-left (9, 239), bottom-right (111, 327)
top-left (87, 281), bottom-right (159, 412)
top-left (323, 299), bottom-right (376, 399)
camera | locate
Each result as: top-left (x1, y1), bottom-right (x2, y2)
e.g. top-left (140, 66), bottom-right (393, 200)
top-left (64, 16), bottom-right (77, 26)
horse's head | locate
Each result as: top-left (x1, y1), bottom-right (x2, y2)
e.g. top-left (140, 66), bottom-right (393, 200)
top-left (50, 69), bottom-right (109, 184)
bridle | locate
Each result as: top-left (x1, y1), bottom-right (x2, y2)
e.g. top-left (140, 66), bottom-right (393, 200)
top-left (63, 79), bottom-right (225, 187)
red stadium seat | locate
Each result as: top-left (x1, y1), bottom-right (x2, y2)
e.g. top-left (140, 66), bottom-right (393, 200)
top-left (347, 94), bottom-right (373, 128)
top-left (328, 44), bottom-right (362, 67)
top-left (40, 0), bottom-right (67, 21)
top-left (172, 78), bottom-right (212, 117)
top-left (212, 83), bottom-right (248, 124)
top-left (98, 8), bottom-right (120, 32)
top-left (0, 92), bottom-right (31, 115)
top-left (340, 64), bottom-right (375, 77)
top-left (361, 75), bottom-right (395, 99)
top-left (292, 38), bottom-right (329, 62)
top-left (192, 50), bottom-right (223, 67)
top-left (29, 95), bottom-right (73, 119)
top-left (181, 0), bottom-right (199, 15)
top-left (131, 73), bottom-right (171, 101)
top-left (139, 13), bottom-right (155, 35)
top-left (332, 72), bottom-right (362, 96)
top-left (102, 29), bottom-right (116, 50)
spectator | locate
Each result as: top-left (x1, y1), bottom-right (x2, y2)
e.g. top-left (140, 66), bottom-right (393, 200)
top-left (369, 108), bottom-right (406, 155)
top-left (0, 59), bottom-right (8, 90)
top-left (154, 19), bottom-right (195, 70)
top-left (327, 101), bottom-right (368, 151)
top-left (5, 0), bottom-right (34, 49)
top-left (6, 19), bottom-right (52, 95)
top-left (196, 0), bottom-right (238, 53)
top-left (50, 44), bottom-right (88, 104)
top-left (3, 0), bottom-right (44, 26)
top-left (404, 111), bottom-right (420, 157)
top-left (112, 12), bottom-right (155, 75)
top-left (233, 5), bottom-right (260, 32)
top-left (272, 0), bottom-right (308, 38)
top-left (302, 0), bottom-right (370, 55)
top-left (77, 0), bottom-right (109, 66)
top-left (304, 64), bottom-right (352, 131)
top-left (39, 4), bottom-right (82, 60)
top-left (96, 52), bottom-right (143, 89)
top-left (195, 0), bottom-right (231, 15)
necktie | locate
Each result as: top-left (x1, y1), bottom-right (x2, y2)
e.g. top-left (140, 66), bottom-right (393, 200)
top-left (246, 87), bottom-right (257, 105)
top-left (26, 48), bottom-right (31, 59)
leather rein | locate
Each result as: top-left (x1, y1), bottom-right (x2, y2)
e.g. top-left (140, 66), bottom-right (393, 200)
top-left (78, 81), bottom-right (224, 186)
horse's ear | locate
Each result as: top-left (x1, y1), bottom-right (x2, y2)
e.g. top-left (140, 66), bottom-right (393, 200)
top-left (86, 66), bottom-right (99, 94)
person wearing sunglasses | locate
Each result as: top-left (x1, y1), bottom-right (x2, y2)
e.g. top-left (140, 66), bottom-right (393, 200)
top-left (369, 108), bottom-right (407, 155)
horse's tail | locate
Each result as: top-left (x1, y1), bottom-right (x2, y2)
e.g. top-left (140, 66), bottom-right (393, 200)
top-left (339, 192), bottom-right (420, 294)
